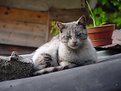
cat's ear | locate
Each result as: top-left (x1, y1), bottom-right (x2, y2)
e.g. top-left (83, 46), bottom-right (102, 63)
top-left (77, 15), bottom-right (86, 25)
top-left (56, 21), bottom-right (65, 33)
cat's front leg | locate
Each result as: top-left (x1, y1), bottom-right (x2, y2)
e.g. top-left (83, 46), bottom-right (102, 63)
top-left (59, 61), bottom-right (77, 69)
top-left (33, 66), bottom-right (64, 75)
top-left (33, 67), bottom-right (56, 75)
top-left (33, 62), bottom-right (77, 75)
top-left (34, 53), bottom-right (52, 70)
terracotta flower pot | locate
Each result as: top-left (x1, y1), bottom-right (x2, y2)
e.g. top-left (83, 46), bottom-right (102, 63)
top-left (87, 24), bottom-right (115, 47)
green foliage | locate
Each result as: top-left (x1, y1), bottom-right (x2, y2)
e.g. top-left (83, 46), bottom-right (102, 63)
top-left (92, 7), bottom-right (108, 26)
top-left (50, 21), bottom-right (59, 36)
top-left (110, 12), bottom-right (121, 28)
top-left (107, 0), bottom-right (121, 28)
top-left (86, 0), bottom-right (108, 27)
top-left (87, 0), bottom-right (121, 28)
top-left (99, 0), bottom-right (110, 6)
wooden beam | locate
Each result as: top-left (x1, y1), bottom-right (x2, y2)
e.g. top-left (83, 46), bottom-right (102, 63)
top-left (0, 21), bottom-right (48, 47)
top-left (0, 6), bottom-right (48, 24)
top-left (49, 8), bottom-right (88, 22)
top-left (0, 44), bottom-right (36, 55)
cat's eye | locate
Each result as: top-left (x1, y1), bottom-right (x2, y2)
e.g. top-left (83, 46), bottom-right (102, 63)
top-left (77, 33), bottom-right (87, 40)
top-left (66, 35), bottom-right (71, 39)
top-left (62, 35), bottom-right (71, 39)
top-left (77, 33), bottom-right (82, 37)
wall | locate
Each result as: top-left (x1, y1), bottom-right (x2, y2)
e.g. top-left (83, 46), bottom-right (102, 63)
top-left (0, 6), bottom-right (49, 47)
top-left (0, 0), bottom-right (85, 11)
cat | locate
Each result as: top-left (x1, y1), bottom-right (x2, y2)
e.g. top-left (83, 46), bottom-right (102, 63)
top-left (32, 16), bottom-right (97, 75)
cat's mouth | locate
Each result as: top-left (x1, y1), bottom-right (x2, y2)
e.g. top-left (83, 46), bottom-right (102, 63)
top-left (69, 44), bottom-right (80, 49)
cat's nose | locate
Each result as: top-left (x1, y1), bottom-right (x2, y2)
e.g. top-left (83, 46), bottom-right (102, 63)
top-left (73, 41), bottom-right (77, 45)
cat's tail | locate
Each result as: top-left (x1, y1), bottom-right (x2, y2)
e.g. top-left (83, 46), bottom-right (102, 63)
top-left (33, 66), bottom-right (69, 75)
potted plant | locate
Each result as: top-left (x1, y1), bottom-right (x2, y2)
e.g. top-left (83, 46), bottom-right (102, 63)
top-left (86, 0), bottom-right (115, 47)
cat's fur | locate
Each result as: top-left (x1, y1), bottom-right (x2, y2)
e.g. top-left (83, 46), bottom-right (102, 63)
top-left (32, 16), bottom-right (97, 75)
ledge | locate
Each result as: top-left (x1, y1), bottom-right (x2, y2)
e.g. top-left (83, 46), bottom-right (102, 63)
top-left (0, 53), bottom-right (121, 91)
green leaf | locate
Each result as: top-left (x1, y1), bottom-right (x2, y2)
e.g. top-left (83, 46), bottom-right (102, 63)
top-left (50, 21), bottom-right (59, 36)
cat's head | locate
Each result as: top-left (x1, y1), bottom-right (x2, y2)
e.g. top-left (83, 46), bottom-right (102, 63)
top-left (57, 16), bottom-right (87, 49)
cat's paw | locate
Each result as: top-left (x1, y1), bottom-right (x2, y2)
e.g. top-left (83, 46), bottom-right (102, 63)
top-left (33, 67), bottom-right (56, 75)
top-left (33, 70), bottom-right (46, 75)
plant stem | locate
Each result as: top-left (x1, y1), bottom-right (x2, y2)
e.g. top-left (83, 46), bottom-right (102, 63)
top-left (86, 0), bottom-right (96, 27)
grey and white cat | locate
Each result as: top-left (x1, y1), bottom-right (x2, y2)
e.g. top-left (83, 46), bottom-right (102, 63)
top-left (32, 16), bottom-right (97, 75)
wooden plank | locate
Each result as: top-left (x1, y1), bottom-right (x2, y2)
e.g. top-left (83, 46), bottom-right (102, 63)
top-left (49, 8), bottom-right (88, 22)
top-left (0, 44), bottom-right (36, 55)
top-left (0, 21), bottom-right (48, 47)
top-left (45, 12), bottom-right (50, 42)
top-left (0, 6), bottom-right (48, 24)
top-left (0, 6), bottom-right (50, 47)
top-left (0, 0), bottom-right (85, 11)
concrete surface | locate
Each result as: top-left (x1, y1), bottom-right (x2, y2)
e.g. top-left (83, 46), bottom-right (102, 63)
top-left (0, 53), bottom-right (121, 91)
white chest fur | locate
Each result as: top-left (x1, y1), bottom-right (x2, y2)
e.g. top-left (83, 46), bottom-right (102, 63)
top-left (58, 39), bottom-right (97, 65)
